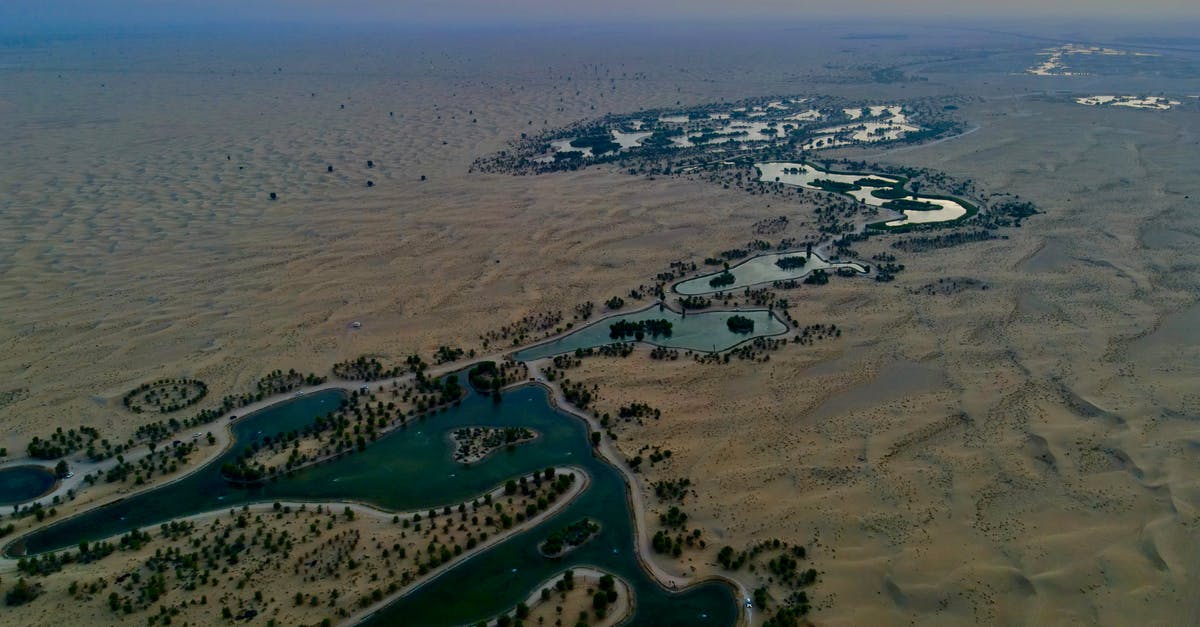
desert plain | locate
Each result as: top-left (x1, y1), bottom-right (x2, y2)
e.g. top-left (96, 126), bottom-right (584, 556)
top-left (1, 21), bottom-right (1200, 627)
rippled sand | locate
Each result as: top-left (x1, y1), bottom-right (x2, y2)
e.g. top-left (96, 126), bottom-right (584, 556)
top-left (2, 26), bottom-right (1199, 627)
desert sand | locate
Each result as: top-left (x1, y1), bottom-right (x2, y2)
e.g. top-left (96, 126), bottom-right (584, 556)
top-left (2, 22), bottom-right (1200, 627)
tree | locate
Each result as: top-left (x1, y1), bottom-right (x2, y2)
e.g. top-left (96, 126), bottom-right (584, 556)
top-left (590, 432), bottom-right (601, 447)
top-left (5, 578), bottom-right (39, 606)
top-left (754, 586), bottom-right (769, 610)
top-left (55, 460), bottom-right (69, 479)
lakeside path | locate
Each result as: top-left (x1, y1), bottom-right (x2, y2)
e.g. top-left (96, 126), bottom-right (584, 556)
top-left (0, 301), bottom-right (790, 515)
top-left (2, 300), bottom-right (789, 520)
top-left (0, 465), bottom-right (590, 625)
top-left (3, 303), bottom-right (768, 624)
top-left (526, 359), bottom-right (754, 626)
top-left (478, 565), bottom-right (635, 627)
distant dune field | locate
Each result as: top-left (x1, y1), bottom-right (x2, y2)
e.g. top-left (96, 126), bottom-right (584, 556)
top-left (2, 26), bottom-right (1199, 626)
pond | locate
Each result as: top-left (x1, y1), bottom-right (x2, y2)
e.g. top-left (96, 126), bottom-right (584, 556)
top-left (756, 161), bottom-right (974, 228)
top-left (0, 465), bottom-right (57, 506)
top-left (673, 251), bottom-right (867, 295)
top-left (11, 384), bottom-right (737, 626)
top-left (513, 306), bottom-right (787, 361)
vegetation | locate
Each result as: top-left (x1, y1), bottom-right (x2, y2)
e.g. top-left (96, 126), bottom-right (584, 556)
top-left (659, 505), bottom-right (688, 529)
top-left (708, 271), bottom-right (736, 289)
top-left (26, 426), bottom-right (100, 460)
top-left (892, 229), bottom-right (1000, 252)
top-left (332, 356), bottom-right (402, 381)
top-left (451, 426), bottom-right (536, 464)
top-left (256, 369), bottom-right (327, 397)
top-left (773, 255), bottom-right (807, 269)
top-left (540, 518), bottom-right (600, 556)
top-left (4, 578), bottom-right (40, 606)
top-left (809, 179), bottom-right (859, 193)
top-left (652, 477), bottom-right (692, 502)
top-left (434, 346), bottom-right (466, 364)
top-left (617, 402), bottom-right (660, 420)
top-left (219, 374), bottom-right (468, 484)
top-left (869, 186), bottom-right (910, 200)
top-left (608, 319), bottom-right (673, 340)
top-left (568, 135), bottom-right (620, 155)
top-left (726, 315), bottom-right (756, 334)
top-left (803, 269), bottom-right (829, 285)
top-left (480, 310), bottom-right (564, 349)
top-left (467, 361), bottom-right (500, 393)
top-left (123, 379), bottom-right (208, 414)
top-left (717, 545), bottom-right (747, 570)
top-left (882, 198), bottom-right (939, 212)
top-left (9, 470), bottom-right (581, 622)
top-left (651, 505), bottom-right (703, 558)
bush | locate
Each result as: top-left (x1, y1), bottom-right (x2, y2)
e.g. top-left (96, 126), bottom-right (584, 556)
top-left (5, 578), bottom-right (40, 606)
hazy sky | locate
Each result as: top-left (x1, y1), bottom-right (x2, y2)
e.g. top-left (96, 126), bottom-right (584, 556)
top-left (3, 0), bottom-right (1198, 31)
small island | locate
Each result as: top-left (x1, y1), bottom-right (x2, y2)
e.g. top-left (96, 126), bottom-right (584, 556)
top-left (809, 178), bottom-right (858, 193)
top-left (774, 255), bottom-right (807, 269)
top-left (452, 426), bottom-right (538, 464)
top-left (480, 568), bottom-right (631, 627)
top-left (609, 319), bottom-right (673, 340)
top-left (539, 517), bottom-right (600, 557)
top-left (726, 315), bottom-right (756, 334)
top-left (708, 271), bottom-right (736, 288)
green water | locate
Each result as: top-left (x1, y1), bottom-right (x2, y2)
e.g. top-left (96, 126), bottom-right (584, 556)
top-left (13, 385), bottom-right (736, 626)
top-left (514, 306), bottom-right (787, 361)
top-left (673, 251), bottom-right (868, 295)
top-left (0, 465), bottom-right (57, 506)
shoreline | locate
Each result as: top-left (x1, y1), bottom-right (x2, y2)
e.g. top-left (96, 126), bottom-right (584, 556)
top-left (2, 464), bottom-right (592, 618)
top-left (525, 371), bottom-right (752, 626)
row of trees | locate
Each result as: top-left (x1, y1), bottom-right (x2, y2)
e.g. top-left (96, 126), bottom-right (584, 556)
top-left (608, 318), bottom-right (673, 340)
top-left (122, 378), bottom-right (208, 414)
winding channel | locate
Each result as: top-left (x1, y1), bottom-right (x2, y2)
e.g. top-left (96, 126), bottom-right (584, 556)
top-left (8, 379), bottom-right (739, 626)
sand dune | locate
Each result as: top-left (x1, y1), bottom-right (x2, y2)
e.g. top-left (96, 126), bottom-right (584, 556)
top-left (1, 26), bottom-right (1199, 626)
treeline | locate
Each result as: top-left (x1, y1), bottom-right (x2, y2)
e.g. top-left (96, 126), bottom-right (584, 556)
top-left (709, 271), bottom-right (736, 288)
top-left (891, 229), bottom-right (1001, 252)
top-left (221, 374), bottom-right (465, 484)
top-left (332, 356), bottom-right (403, 381)
top-left (609, 319), bottom-right (673, 340)
top-left (774, 255), bottom-right (807, 269)
top-left (652, 477), bottom-right (692, 502)
top-left (26, 426), bottom-right (101, 460)
top-left (467, 360), bottom-right (525, 398)
top-left (122, 378), bottom-right (208, 414)
top-left (652, 505), bottom-right (703, 558)
top-left (122, 369), bottom-right (328, 458)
